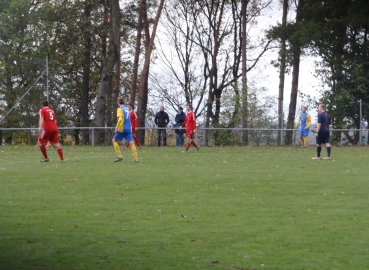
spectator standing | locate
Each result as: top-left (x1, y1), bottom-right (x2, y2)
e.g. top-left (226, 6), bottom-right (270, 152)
top-left (155, 106), bottom-right (169, 146)
top-left (175, 107), bottom-right (186, 147)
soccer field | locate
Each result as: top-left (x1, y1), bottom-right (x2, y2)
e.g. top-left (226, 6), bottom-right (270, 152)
top-left (0, 146), bottom-right (368, 269)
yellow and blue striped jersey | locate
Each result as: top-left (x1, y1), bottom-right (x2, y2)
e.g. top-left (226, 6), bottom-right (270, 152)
top-left (296, 113), bottom-right (311, 129)
top-left (116, 105), bottom-right (132, 132)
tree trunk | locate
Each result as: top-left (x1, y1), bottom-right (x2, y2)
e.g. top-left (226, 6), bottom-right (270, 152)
top-left (112, 32), bottom-right (121, 127)
top-left (130, 0), bottom-right (144, 105)
top-left (230, 0), bottom-right (242, 128)
top-left (81, 0), bottom-right (92, 145)
top-left (136, 0), bottom-right (165, 145)
top-left (285, 46), bottom-right (301, 145)
top-left (241, 0), bottom-right (248, 145)
top-left (94, 0), bottom-right (120, 145)
top-left (277, 0), bottom-right (288, 146)
top-left (204, 0), bottom-right (226, 146)
top-left (285, 0), bottom-right (303, 145)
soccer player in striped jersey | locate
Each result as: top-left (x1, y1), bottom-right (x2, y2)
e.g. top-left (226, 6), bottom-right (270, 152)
top-left (125, 103), bottom-right (141, 149)
top-left (112, 97), bottom-right (138, 163)
top-left (179, 104), bottom-right (200, 153)
top-left (312, 104), bottom-right (332, 160)
top-left (295, 106), bottom-right (311, 148)
top-left (38, 100), bottom-right (65, 162)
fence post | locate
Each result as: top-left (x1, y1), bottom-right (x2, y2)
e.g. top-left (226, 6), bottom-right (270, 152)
top-left (92, 127), bottom-right (95, 147)
top-left (359, 99), bottom-right (362, 145)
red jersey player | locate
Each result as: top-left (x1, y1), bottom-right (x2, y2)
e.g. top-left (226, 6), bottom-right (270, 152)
top-left (179, 104), bottom-right (200, 153)
top-left (125, 103), bottom-right (141, 149)
top-left (38, 100), bottom-right (65, 162)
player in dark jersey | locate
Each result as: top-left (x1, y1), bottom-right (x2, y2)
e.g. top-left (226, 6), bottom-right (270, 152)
top-left (312, 104), bottom-right (331, 160)
top-left (38, 100), bottom-right (65, 162)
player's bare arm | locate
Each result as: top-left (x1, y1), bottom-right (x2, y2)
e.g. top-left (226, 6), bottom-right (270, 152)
top-left (39, 116), bottom-right (44, 131)
top-left (315, 123), bottom-right (321, 137)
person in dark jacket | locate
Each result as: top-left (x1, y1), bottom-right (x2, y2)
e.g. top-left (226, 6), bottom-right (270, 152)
top-left (155, 106), bottom-right (170, 146)
top-left (174, 107), bottom-right (186, 147)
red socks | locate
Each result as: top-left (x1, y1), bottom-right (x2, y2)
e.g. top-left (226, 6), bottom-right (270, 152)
top-left (55, 145), bottom-right (64, 161)
top-left (185, 142), bottom-right (191, 151)
top-left (40, 144), bottom-right (48, 159)
top-left (40, 143), bottom-right (64, 161)
top-left (134, 136), bottom-right (141, 147)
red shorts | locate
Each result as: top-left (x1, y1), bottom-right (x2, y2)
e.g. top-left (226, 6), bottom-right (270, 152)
top-left (185, 129), bottom-right (195, 139)
top-left (131, 126), bottom-right (136, 135)
top-left (39, 129), bottom-right (59, 144)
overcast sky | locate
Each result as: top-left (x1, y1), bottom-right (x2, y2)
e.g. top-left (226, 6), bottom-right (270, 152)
top-left (150, 0), bottom-right (322, 122)
top-left (248, 1), bottom-right (321, 111)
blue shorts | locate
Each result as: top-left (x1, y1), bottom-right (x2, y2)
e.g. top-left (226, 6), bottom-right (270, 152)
top-left (299, 128), bottom-right (309, 137)
top-left (316, 131), bottom-right (330, 145)
top-left (114, 132), bottom-right (133, 142)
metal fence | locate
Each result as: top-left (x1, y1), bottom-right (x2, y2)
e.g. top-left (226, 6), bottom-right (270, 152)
top-left (0, 126), bottom-right (368, 146)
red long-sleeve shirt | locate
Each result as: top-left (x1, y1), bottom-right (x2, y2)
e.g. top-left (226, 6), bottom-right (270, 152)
top-left (181, 111), bottom-right (196, 130)
top-left (129, 110), bottom-right (139, 129)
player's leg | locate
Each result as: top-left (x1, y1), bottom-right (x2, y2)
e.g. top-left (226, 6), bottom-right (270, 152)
top-left (184, 130), bottom-right (192, 151)
top-left (50, 131), bottom-right (64, 162)
top-left (125, 133), bottom-right (138, 162)
top-left (312, 143), bottom-right (322, 160)
top-left (52, 142), bottom-right (65, 162)
top-left (190, 131), bottom-right (200, 152)
top-left (316, 142), bottom-right (322, 158)
top-left (184, 137), bottom-right (190, 152)
top-left (299, 129), bottom-right (304, 146)
top-left (190, 130), bottom-right (199, 149)
top-left (39, 143), bottom-right (49, 161)
top-left (112, 133), bottom-right (123, 162)
top-left (129, 141), bottom-right (138, 162)
top-left (303, 129), bottom-right (309, 147)
top-left (133, 135), bottom-right (141, 148)
top-left (323, 132), bottom-right (331, 159)
top-left (191, 139), bottom-right (200, 152)
top-left (38, 130), bottom-right (49, 161)
top-left (132, 128), bottom-right (141, 148)
top-left (312, 134), bottom-right (322, 159)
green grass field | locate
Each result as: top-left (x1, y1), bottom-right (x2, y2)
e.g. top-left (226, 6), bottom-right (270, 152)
top-left (1, 145), bottom-right (368, 270)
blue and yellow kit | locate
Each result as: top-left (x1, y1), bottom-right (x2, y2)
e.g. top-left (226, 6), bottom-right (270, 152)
top-left (116, 105), bottom-right (132, 133)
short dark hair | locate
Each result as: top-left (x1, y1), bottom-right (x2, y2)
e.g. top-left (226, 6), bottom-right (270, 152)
top-left (42, 100), bottom-right (48, 107)
top-left (128, 102), bottom-right (134, 108)
top-left (320, 104), bottom-right (326, 110)
top-left (187, 104), bottom-right (193, 110)
top-left (117, 97), bottom-right (124, 105)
